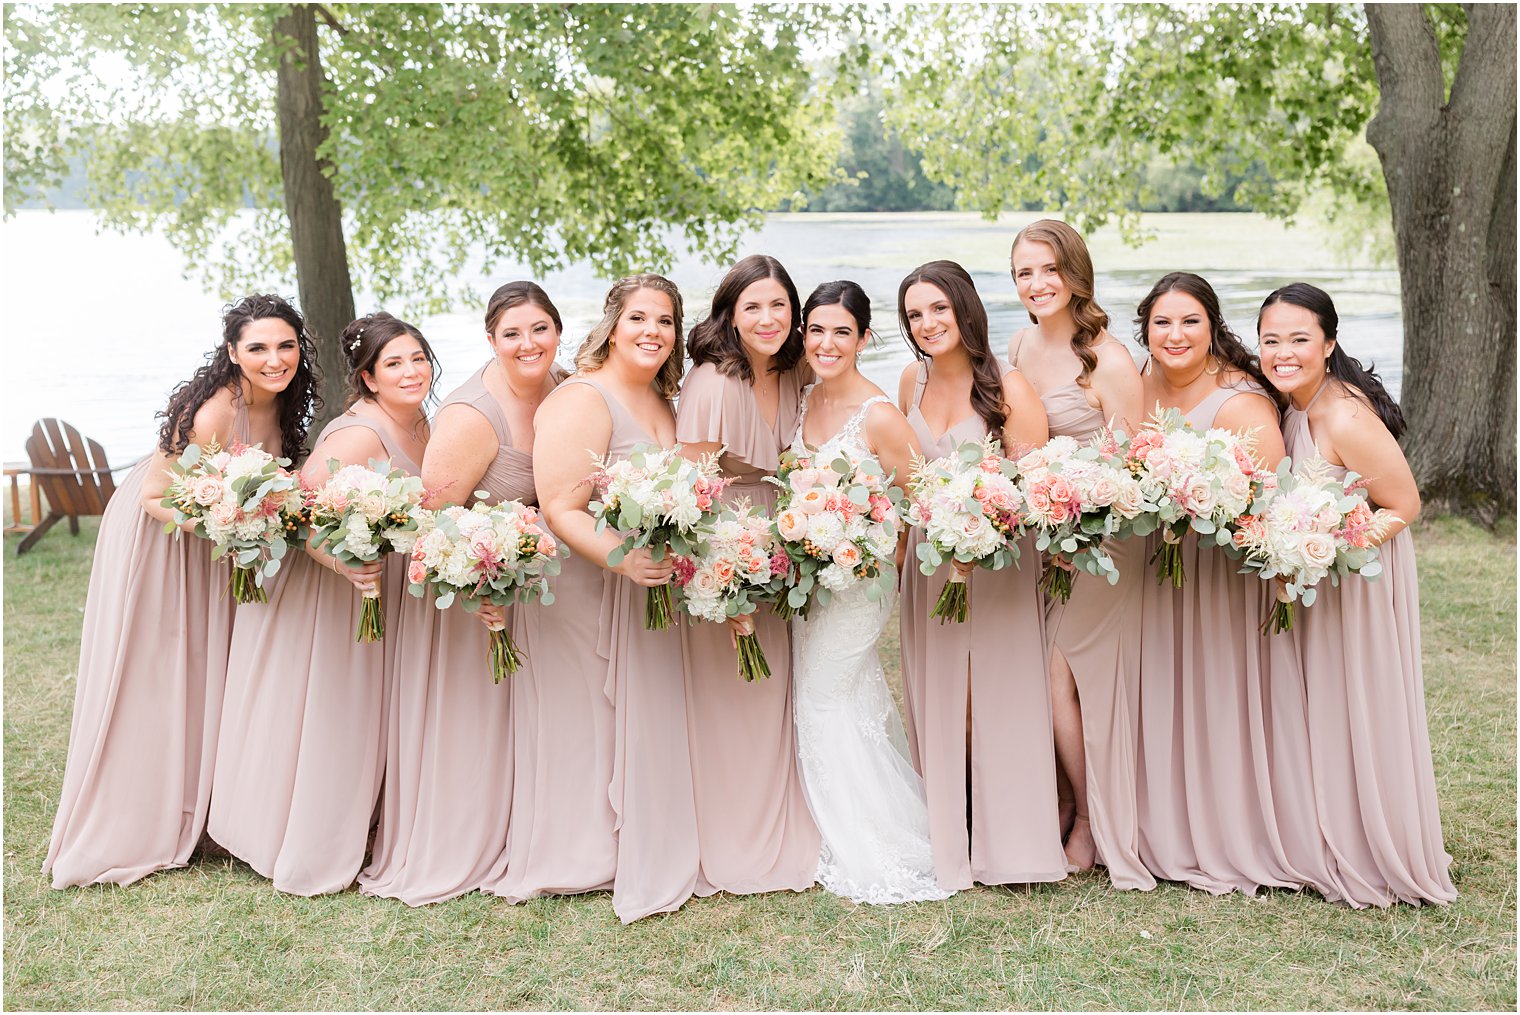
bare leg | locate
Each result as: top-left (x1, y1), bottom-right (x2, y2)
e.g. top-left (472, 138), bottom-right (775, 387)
top-left (1049, 646), bottom-right (1096, 870)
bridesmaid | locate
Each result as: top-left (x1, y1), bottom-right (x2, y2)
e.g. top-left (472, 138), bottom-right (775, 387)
top-left (1258, 282), bottom-right (1456, 907)
top-left (480, 283), bottom-right (618, 905)
top-left (359, 283), bottom-right (561, 906)
top-left (1129, 273), bottom-right (1333, 897)
top-left (209, 312), bottom-right (434, 895)
top-left (534, 273), bottom-right (702, 924)
top-left (1006, 219), bottom-right (1151, 887)
top-left (44, 294), bottom-right (319, 888)
top-left (894, 260), bottom-right (1066, 891)
top-left (676, 254), bottom-right (820, 896)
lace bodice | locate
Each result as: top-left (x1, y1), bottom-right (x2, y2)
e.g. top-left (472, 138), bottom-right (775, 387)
top-left (792, 383), bottom-right (892, 460)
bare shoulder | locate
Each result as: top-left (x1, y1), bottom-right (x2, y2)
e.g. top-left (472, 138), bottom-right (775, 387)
top-left (1092, 335), bottom-right (1141, 375)
top-left (431, 400), bottom-right (498, 442)
top-left (187, 387), bottom-right (239, 445)
top-left (865, 397), bottom-right (912, 437)
top-left (1324, 384), bottom-right (1393, 444)
top-left (1007, 325), bottom-right (1037, 362)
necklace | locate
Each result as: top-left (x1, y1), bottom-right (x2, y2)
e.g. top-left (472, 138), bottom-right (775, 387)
top-left (372, 397), bottom-right (426, 442)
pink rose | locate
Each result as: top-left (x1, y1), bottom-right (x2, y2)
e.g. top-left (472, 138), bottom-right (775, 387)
top-left (712, 557), bottom-right (737, 586)
top-left (192, 476), bottom-right (224, 507)
top-left (1300, 532), bottom-right (1336, 569)
top-left (209, 501), bottom-right (240, 528)
top-left (407, 558), bottom-right (428, 585)
top-left (469, 531), bottom-right (499, 560)
top-left (536, 533), bottom-right (557, 558)
top-left (791, 468), bottom-right (822, 493)
top-left (1047, 476), bottom-right (1075, 507)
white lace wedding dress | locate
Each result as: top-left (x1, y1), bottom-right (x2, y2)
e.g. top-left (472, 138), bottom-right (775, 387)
top-left (789, 387), bottom-right (954, 905)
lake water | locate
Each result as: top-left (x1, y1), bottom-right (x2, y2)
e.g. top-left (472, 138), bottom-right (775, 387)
top-left (0, 210), bottom-right (1403, 465)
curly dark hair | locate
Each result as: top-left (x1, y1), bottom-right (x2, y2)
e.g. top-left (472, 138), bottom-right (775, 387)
top-left (1258, 282), bottom-right (1405, 438)
top-left (687, 254), bottom-right (805, 382)
top-left (1135, 271), bottom-right (1284, 412)
top-left (338, 311), bottom-right (438, 409)
top-left (156, 293), bottom-right (322, 461)
top-left (897, 260), bottom-right (1009, 436)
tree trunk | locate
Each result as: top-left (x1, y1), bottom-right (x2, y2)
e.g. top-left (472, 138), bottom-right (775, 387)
top-left (274, 3), bottom-right (353, 438)
top-left (1365, 4), bottom-right (1517, 519)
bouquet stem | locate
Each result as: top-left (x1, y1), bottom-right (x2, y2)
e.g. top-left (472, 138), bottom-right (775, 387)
top-left (1040, 562), bottom-right (1074, 603)
top-left (1150, 538), bottom-right (1185, 588)
top-left (1262, 599), bottom-right (1294, 635)
top-left (230, 564), bottom-right (267, 605)
top-left (645, 583), bottom-right (673, 630)
top-left (357, 591), bottom-right (384, 643)
top-left (772, 597), bottom-right (796, 621)
top-left (488, 626), bottom-right (523, 683)
top-left (735, 632), bottom-right (772, 682)
top-left (931, 571), bottom-right (969, 624)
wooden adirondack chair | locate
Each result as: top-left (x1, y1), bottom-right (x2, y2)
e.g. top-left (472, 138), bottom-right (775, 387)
top-left (16, 419), bottom-right (122, 555)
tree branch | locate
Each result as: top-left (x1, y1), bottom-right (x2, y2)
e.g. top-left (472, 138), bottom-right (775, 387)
top-left (314, 4), bottom-right (348, 37)
top-left (1365, 5), bottom-right (1446, 164)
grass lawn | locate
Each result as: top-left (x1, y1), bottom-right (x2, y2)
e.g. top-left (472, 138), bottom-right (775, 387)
top-left (3, 516), bottom-right (1515, 1011)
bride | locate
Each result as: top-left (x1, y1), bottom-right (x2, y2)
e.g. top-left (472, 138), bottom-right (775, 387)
top-left (789, 281), bottom-right (954, 905)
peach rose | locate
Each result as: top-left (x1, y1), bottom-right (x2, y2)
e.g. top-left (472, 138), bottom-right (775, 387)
top-left (797, 488), bottom-right (828, 515)
top-left (832, 542), bottom-right (863, 569)
top-left (775, 509), bottom-right (807, 542)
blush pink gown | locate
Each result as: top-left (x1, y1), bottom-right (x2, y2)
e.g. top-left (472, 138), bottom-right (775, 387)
top-left (1134, 378), bottom-right (1333, 897)
top-left (558, 375), bottom-right (703, 924)
top-left (208, 412), bottom-right (418, 895)
top-left (481, 371), bottom-right (621, 905)
top-left (673, 361), bottom-right (819, 896)
top-left (43, 402), bottom-right (251, 888)
top-left (1283, 386), bottom-right (1456, 907)
top-left (358, 365), bottom-right (525, 906)
top-left (1013, 334), bottom-right (1153, 892)
top-left (899, 359), bottom-right (1067, 891)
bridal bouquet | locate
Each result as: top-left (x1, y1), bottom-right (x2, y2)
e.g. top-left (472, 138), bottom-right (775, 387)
top-left (906, 435), bottom-right (1026, 623)
top-left (1228, 456), bottom-right (1397, 634)
top-left (673, 502), bottom-right (791, 681)
top-left (589, 445), bottom-right (729, 630)
top-left (767, 447), bottom-right (903, 620)
top-left (1120, 407), bottom-right (1266, 587)
top-left (406, 499), bottom-right (562, 682)
top-left (1016, 432), bottom-right (1146, 602)
top-left (307, 460), bottom-right (428, 642)
top-left (160, 439), bottom-right (300, 604)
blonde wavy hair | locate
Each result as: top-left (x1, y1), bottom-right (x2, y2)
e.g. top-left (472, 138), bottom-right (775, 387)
top-left (574, 273), bottom-right (686, 400)
top-left (1011, 219), bottom-right (1110, 388)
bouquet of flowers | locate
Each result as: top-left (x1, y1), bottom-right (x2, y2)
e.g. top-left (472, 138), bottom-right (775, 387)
top-left (1120, 407), bottom-right (1267, 587)
top-left (672, 502), bottom-right (791, 681)
top-left (589, 444), bottom-right (729, 630)
top-left (160, 439), bottom-right (300, 603)
top-left (1228, 456), bottom-right (1397, 634)
top-left (1016, 432), bottom-right (1147, 602)
top-left (307, 460), bottom-right (428, 642)
top-left (767, 447), bottom-right (903, 620)
top-left (905, 435), bottom-right (1026, 623)
top-left (406, 498), bottom-right (563, 681)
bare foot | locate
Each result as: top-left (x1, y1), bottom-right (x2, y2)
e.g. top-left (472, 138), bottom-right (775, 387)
top-left (1064, 815), bottom-right (1097, 871)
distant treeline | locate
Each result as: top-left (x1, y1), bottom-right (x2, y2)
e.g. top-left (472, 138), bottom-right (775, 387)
top-left (22, 99), bottom-right (1270, 217)
top-left (789, 88), bottom-right (1273, 214)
